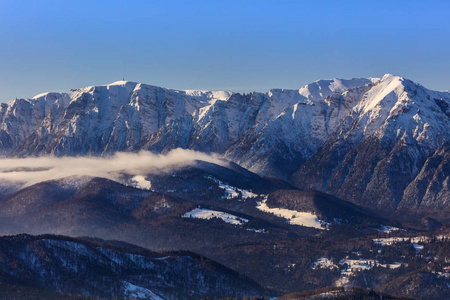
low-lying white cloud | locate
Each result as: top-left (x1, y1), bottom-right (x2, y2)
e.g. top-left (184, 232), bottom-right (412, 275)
top-left (0, 149), bottom-right (228, 187)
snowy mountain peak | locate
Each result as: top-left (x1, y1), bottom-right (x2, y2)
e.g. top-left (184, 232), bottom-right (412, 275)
top-left (347, 74), bottom-right (450, 145)
top-left (356, 74), bottom-right (405, 114)
top-left (32, 92), bottom-right (58, 99)
top-left (297, 77), bottom-right (374, 102)
top-left (380, 73), bottom-right (401, 81)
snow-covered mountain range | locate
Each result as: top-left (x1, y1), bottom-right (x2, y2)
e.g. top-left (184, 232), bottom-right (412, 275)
top-left (1, 75), bottom-right (449, 215)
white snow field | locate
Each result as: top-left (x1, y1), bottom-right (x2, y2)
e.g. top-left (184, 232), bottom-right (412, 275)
top-left (182, 208), bottom-right (249, 225)
top-left (206, 176), bottom-right (259, 200)
top-left (130, 175), bottom-right (152, 190)
top-left (256, 196), bottom-right (328, 230)
top-left (122, 281), bottom-right (164, 300)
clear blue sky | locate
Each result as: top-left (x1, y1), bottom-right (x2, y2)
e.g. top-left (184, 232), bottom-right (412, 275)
top-left (0, 0), bottom-right (449, 102)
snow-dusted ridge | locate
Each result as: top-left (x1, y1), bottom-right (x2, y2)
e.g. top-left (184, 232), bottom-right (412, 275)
top-left (3, 74), bottom-right (448, 163)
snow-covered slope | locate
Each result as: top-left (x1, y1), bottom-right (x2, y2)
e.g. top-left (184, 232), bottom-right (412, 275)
top-left (291, 75), bottom-right (450, 214)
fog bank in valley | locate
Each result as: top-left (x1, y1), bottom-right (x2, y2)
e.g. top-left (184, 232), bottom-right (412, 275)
top-left (0, 149), bottom-right (227, 187)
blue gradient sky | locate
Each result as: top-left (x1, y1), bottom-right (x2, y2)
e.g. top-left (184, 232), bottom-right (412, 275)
top-left (0, 0), bottom-right (449, 102)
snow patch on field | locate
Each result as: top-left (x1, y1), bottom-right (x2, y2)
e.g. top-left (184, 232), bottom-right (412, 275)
top-left (377, 225), bottom-right (401, 233)
top-left (256, 197), bottom-right (327, 230)
top-left (206, 176), bottom-right (259, 200)
top-left (373, 236), bottom-right (425, 245)
top-left (340, 259), bottom-right (402, 276)
top-left (372, 235), bottom-right (450, 246)
top-left (240, 189), bottom-right (258, 199)
top-left (122, 281), bottom-right (164, 299)
top-left (130, 175), bottom-right (152, 190)
top-left (247, 228), bottom-right (267, 233)
top-left (335, 276), bottom-right (350, 287)
top-left (219, 183), bottom-right (240, 199)
top-left (182, 208), bottom-right (248, 225)
top-left (311, 255), bottom-right (405, 287)
top-left (412, 243), bottom-right (424, 253)
top-left (312, 257), bottom-right (338, 269)
top-left (373, 236), bottom-right (429, 254)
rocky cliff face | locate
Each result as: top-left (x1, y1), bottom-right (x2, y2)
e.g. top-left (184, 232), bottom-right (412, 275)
top-left (1, 75), bottom-right (449, 215)
top-left (6, 81), bottom-right (232, 156)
